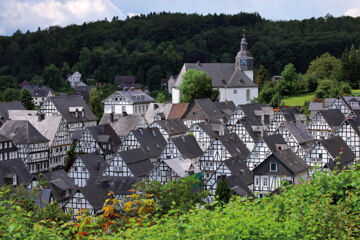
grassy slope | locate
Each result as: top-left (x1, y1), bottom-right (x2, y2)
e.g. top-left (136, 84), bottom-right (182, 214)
top-left (283, 89), bottom-right (360, 106)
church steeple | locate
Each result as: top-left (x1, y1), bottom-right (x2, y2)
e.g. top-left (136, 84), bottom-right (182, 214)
top-left (235, 29), bottom-right (254, 81)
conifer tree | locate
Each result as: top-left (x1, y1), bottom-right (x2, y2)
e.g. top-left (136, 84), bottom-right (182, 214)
top-left (215, 178), bottom-right (232, 203)
top-left (20, 89), bottom-right (34, 110)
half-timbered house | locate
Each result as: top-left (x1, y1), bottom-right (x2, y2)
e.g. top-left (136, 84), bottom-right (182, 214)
top-left (275, 121), bottom-right (315, 158)
top-left (96, 176), bottom-right (140, 201)
top-left (246, 134), bottom-right (288, 171)
top-left (309, 98), bottom-right (335, 119)
top-left (120, 128), bottom-right (167, 160)
top-left (10, 114), bottom-right (72, 169)
top-left (334, 117), bottom-right (360, 161)
top-left (148, 118), bottom-right (189, 141)
top-left (0, 120), bottom-right (49, 173)
top-left (159, 135), bottom-right (203, 162)
top-left (199, 132), bottom-right (250, 180)
top-left (102, 89), bottom-right (155, 115)
top-left (304, 136), bottom-right (355, 174)
top-left (75, 124), bottom-right (122, 163)
top-left (205, 155), bottom-right (253, 199)
top-left (253, 148), bottom-right (309, 197)
top-left (188, 122), bottom-right (219, 151)
top-left (148, 158), bottom-right (198, 184)
top-left (144, 103), bottom-right (173, 124)
top-left (68, 153), bottom-right (107, 187)
top-left (230, 116), bottom-right (262, 151)
top-left (307, 109), bottom-right (345, 140)
top-left (266, 107), bottom-right (305, 134)
top-left (0, 134), bottom-right (18, 161)
top-left (37, 95), bottom-right (97, 134)
top-left (329, 96), bottom-right (360, 117)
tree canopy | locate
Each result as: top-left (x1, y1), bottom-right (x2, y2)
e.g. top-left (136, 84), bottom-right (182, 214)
top-left (179, 69), bottom-right (213, 103)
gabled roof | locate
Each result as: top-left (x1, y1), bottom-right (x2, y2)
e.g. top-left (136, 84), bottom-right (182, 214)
top-left (346, 117), bottom-right (360, 137)
top-left (104, 90), bottom-right (155, 104)
top-left (76, 153), bottom-right (108, 184)
top-left (99, 113), bottom-right (146, 138)
top-left (155, 118), bottom-right (189, 136)
top-left (168, 103), bottom-right (189, 119)
top-left (183, 98), bottom-right (226, 121)
top-left (0, 158), bottom-right (33, 187)
top-left (78, 183), bottom-right (108, 210)
top-left (278, 107), bottom-right (301, 121)
top-left (341, 96), bottom-right (360, 110)
top-left (131, 128), bottom-right (167, 158)
top-left (119, 148), bottom-right (155, 177)
top-left (214, 101), bottom-right (236, 117)
top-left (217, 133), bottom-right (250, 159)
top-left (273, 149), bottom-right (309, 174)
top-left (226, 67), bottom-right (258, 88)
top-left (238, 116), bottom-right (262, 142)
top-left (224, 156), bottom-right (253, 186)
top-left (319, 109), bottom-right (345, 128)
top-left (0, 120), bottom-right (49, 144)
top-left (49, 95), bottom-right (97, 123)
top-left (193, 122), bottom-right (219, 139)
top-left (97, 176), bottom-right (141, 195)
top-left (74, 85), bottom-right (94, 104)
top-left (262, 134), bottom-right (287, 153)
top-left (239, 103), bottom-right (271, 119)
top-left (282, 121), bottom-right (314, 144)
top-left (145, 103), bottom-right (172, 124)
top-left (43, 170), bottom-right (76, 202)
top-left (171, 135), bottom-right (203, 159)
top-left (87, 124), bottom-right (122, 153)
top-left (10, 114), bottom-right (62, 146)
top-left (21, 84), bottom-right (53, 98)
top-left (36, 189), bottom-right (54, 208)
top-left (0, 102), bottom-right (25, 122)
top-left (321, 136), bottom-right (355, 167)
top-left (163, 158), bottom-right (198, 178)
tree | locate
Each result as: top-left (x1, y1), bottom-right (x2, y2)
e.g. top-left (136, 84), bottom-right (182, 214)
top-left (44, 64), bottom-right (62, 90)
top-left (342, 45), bottom-right (360, 88)
top-left (255, 65), bottom-right (271, 90)
top-left (179, 69), bottom-right (213, 103)
top-left (3, 88), bottom-right (20, 102)
top-left (215, 178), bottom-right (232, 203)
top-left (258, 81), bottom-right (275, 104)
top-left (61, 62), bottom-right (71, 80)
top-left (275, 63), bottom-right (299, 96)
top-left (20, 89), bottom-right (34, 110)
top-left (30, 75), bottom-right (44, 86)
top-left (156, 92), bottom-right (167, 103)
top-left (146, 65), bottom-right (162, 91)
top-left (306, 52), bottom-right (341, 81)
top-left (89, 87), bottom-right (103, 119)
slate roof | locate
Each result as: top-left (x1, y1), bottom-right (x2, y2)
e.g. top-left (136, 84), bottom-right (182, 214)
top-left (99, 113), bottom-right (146, 138)
top-left (72, 129), bottom-right (84, 142)
top-left (224, 156), bottom-right (253, 186)
top-left (238, 116), bottom-right (262, 142)
top-left (114, 75), bottom-right (142, 89)
top-left (36, 189), bottom-right (53, 208)
top-left (217, 133), bottom-right (250, 159)
top-left (163, 158), bottom-right (199, 178)
top-left (155, 118), bottom-right (189, 136)
top-left (49, 95), bottom-right (97, 123)
top-left (320, 109), bottom-right (345, 128)
top-left (131, 128), bottom-right (167, 158)
top-left (0, 133), bottom-right (10, 142)
top-left (87, 124), bottom-right (122, 153)
top-left (0, 158), bottom-right (33, 187)
top-left (193, 122), bottom-right (220, 139)
top-left (347, 117), bottom-right (360, 137)
top-left (282, 121), bottom-right (314, 144)
top-left (272, 149), bottom-right (309, 174)
top-left (78, 183), bottom-right (109, 210)
top-left (97, 176), bottom-right (141, 195)
top-left (118, 148), bottom-right (155, 177)
top-left (74, 85), bottom-right (94, 104)
top-left (0, 120), bottom-right (49, 144)
top-left (145, 103), bottom-right (173, 124)
top-left (168, 103), bottom-right (189, 119)
top-left (214, 101), bottom-right (236, 117)
top-left (262, 134), bottom-right (288, 153)
top-left (43, 170), bottom-right (76, 202)
top-left (21, 84), bottom-right (53, 98)
top-left (104, 90), bottom-right (155, 104)
top-left (10, 114), bottom-right (62, 146)
top-left (321, 136), bottom-right (355, 167)
top-left (77, 153), bottom-right (108, 184)
top-left (239, 103), bottom-right (271, 119)
top-left (341, 96), bottom-right (360, 110)
top-left (183, 98), bottom-right (226, 121)
top-left (278, 107), bottom-right (301, 121)
top-left (0, 102), bottom-right (25, 123)
top-left (177, 63), bottom-right (257, 88)
top-left (171, 135), bottom-right (203, 159)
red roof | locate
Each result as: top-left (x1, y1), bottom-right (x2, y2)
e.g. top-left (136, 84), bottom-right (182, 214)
top-left (168, 103), bottom-right (189, 119)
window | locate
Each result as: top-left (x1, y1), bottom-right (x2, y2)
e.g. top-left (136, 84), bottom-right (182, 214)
top-left (255, 177), bottom-right (259, 186)
top-left (233, 89), bottom-right (237, 94)
top-left (270, 162), bottom-right (277, 172)
top-left (263, 178), bottom-right (268, 186)
top-left (246, 89), bottom-right (250, 101)
top-left (318, 153), bottom-right (322, 159)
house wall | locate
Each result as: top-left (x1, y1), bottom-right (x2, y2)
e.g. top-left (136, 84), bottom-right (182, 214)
top-left (219, 87), bottom-right (258, 106)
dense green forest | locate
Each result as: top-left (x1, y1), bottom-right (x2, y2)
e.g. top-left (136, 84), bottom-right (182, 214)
top-left (1, 12), bottom-right (360, 91)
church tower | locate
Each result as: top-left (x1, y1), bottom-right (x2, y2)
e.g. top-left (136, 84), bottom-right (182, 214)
top-left (235, 31), bottom-right (254, 81)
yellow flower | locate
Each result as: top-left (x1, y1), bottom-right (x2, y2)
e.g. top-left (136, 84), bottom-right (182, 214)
top-left (124, 201), bottom-right (134, 212)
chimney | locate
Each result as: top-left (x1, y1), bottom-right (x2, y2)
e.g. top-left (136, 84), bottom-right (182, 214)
top-left (124, 87), bottom-right (128, 91)
top-left (130, 87), bottom-right (135, 91)
top-left (347, 115), bottom-right (351, 120)
top-left (196, 60), bottom-right (200, 67)
top-left (38, 113), bottom-right (45, 121)
top-left (122, 111), bottom-right (128, 117)
top-left (322, 99), bottom-right (325, 108)
top-left (293, 120), bottom-right (296, 127)
top-left (278, 146), bottom-right (282, 152)
top-left (110, 113), bottom-right (114, 123)
top-left (96, 161), bottom-right (101, 171)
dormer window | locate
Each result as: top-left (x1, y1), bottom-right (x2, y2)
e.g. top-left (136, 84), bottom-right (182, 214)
top-left (270, 162), bottom-right (277, 172)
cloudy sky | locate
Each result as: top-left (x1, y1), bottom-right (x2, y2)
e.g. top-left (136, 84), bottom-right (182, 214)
top-left (0, 0), bottom-right (360, 36)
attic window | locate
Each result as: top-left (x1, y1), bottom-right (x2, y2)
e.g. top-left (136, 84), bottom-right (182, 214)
top-left (155, 144), bottom-right (160, 149)
top-left (270, 162), bottom-right (277, 172)
top-left (239, 79), bottom-right (244, 84)
top-left (193, 112), bottom-right (198, 116)
top-left (146, 146), bottom-right (151, 151)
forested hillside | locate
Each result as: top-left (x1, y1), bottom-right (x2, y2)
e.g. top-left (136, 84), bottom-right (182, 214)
top-left (1, 12), bottom-right (360, 90)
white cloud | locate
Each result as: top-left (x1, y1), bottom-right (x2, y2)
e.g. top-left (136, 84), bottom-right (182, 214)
top-left (345, 8), bottom-right (360, 17)
top-left (127, 13), bottom-right (140, 18)
top-left (0, 0), bottom-right (124, 35)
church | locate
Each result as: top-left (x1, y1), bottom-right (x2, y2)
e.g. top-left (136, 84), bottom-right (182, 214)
top-left (171, 36), bottom-right (258, 106)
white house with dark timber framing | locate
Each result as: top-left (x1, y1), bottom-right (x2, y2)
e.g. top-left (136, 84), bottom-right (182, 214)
top-left (0, 134), bottom-right (18, 162)
top-left (37, 95), bottom-right (97, 134)
top-left (0, 120), bottom-right (49, 174)
top-left (334, 117), bottom-right (360, 161)
top-left (253, 148), bottom-right (309, 198)
top-left (188, 122), bottom-right (220, 152)
top-left (245, 134), bottom-right (288, 171)
top-left (148, 118), bottom-right (189, 141)
top-left (304, 136), bottom-right (355, 175)
top-left (159, 135), bottom-right (203, 162)
top-left (307, 109), bottom-right (345, 140)
top-left (102, 89), bottom-right (155, 115)
top-left (329, 96), bottom-right (360, 117)
top-left (266, 107), bottom-right (304, 134)
top-left (172, 36), bottom-right (258, 106)
top-left (68, 153), bottom-right (107, 187)
top-left (199, 133), bottom-right (249, 180)
top-left (230, 116), bottom-right (262, 151)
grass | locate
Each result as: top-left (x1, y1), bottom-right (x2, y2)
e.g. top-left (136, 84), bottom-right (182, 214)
top-left (283, 89), bottom-right (360, 106)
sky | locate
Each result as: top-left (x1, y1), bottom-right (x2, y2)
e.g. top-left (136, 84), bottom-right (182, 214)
top-left (0, 0), bottom-right (360, 36)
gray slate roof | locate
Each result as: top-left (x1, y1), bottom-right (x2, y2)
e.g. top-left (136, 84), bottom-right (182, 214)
top-left (99, 113), bottom-right (146, 138)
top-left (49, 95), bottom-right (97, 123)
top-left (119, 148), bottom-right (155, 177)
top-left (155, 118), bottom-right (189, 136)
top-left (104, 90), bottom-right (155, 104)
top-left (320, 109), bottom-right (345, 128)
top-left (282, 121), bottom-right (314, 144)
top-left (183, 98), bottom-right (226, 121)
top-left (131, 128), bottom-right (167, 158)
top-left (87, 124), bottom-right (122, 153)
top-left (171, 135), bottom-right (203, 159)
top-left (43, 170), bottom-right (76, 202)
top-left (97, 176), bottom-right (141, 195)
top-left (238, 116), bottom-right (262, 142)
top-left (217, 133), bottom-right (250, 159)
top-left (78, 183), bottom-right (109, 210)
top-left (0, 158), bottom-right (33, 187)
top-left (272, 149), bottom-right (309, 174)
top-left (77, 153), bottom-right (108, 184)
top-left (0, 102), bottom-right (25, 123)
top-left (321, 136), bottom-right (355, 168)
top-left (21, 84), bottom-right (53, 98)
top-left (0, 120), bottom-right (49, 144)
top-left (145, 103), bottom-right (172, 124)
top-left (262, 134), bottom-right (288, 153)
